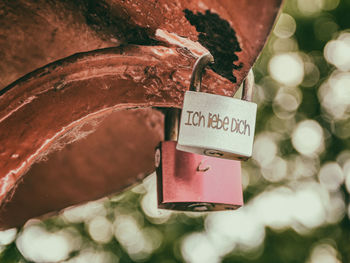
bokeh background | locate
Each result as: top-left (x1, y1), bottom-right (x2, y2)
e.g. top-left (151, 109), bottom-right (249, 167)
top-left (1, 0), bottom-right (350, 262)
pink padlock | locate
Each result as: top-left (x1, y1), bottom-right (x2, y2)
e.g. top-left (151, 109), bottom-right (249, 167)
top-left (155, 106), bottom-right (243, 211)
top-left (156, 140), bottom-right (243, 211)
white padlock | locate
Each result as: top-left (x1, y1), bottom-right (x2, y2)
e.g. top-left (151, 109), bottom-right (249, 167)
top-left (177, 53), bottom-right (257, 161)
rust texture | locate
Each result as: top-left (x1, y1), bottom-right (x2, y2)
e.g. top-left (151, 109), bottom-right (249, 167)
top-left (0, 0), bottom-right (282, 228)
top-left (184, 9), bottom-right (242, 83)
top-left (0, 108), bottom-right (164, 228)
top-left (0, 0), bottom-right (282, 89)
top-left (0, 46), bottom-right (234, 228)
top-left (0, 45), bottom-right (234, 182)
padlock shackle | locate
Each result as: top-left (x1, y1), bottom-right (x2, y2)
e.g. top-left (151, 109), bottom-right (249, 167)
top-left (241, 69), bottom-right (254, 102)
top-left (189, 54), bottom-right (254, 102)
top-left (164, 108), bottom-right (181, 141)
top-left (189, 53), bottom-right (215, 92)
top-left (165, 54), bottom-right (214, 142)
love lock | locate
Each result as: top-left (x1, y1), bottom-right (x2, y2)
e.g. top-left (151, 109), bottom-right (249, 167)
top-left (177, 53), bottom-right (257, 161)
top-left (155, 109), bottom-right (243, 211)
top-left (155, 99), bottom-right (243, 211)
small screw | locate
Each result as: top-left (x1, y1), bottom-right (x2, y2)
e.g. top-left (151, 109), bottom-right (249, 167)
top-left (204, 149), bottom-right (224, 157)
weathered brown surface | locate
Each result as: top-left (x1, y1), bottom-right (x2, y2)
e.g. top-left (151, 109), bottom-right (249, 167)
top-left (0, 108), bottom-right (163, 228)
top-left (0, 0), bottom-right (282, 228)
top-left (0, 46), bottom-right (235, 228)
top-left (0, 0), bottom-right (282, 89)
top-left (0, 45), bottom-right (235, 194)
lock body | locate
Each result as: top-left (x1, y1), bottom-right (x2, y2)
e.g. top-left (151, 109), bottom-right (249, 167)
top-left (156, 141), bottom-right (243, 211)
top-left (177, 91), bottom-right (257, 160)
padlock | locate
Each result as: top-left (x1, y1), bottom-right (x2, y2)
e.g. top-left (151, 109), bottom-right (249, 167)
top-left (155, 108), bottom-right (243, 211)
top-left (177, 53), bottom-right (257, 161)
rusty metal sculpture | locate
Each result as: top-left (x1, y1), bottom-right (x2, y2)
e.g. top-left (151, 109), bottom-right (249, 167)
top-left (0, 0), bottom-right (282, 229)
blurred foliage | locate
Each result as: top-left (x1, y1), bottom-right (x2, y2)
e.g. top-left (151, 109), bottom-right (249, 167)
top-left (1, 0), bottom-right (350, 262)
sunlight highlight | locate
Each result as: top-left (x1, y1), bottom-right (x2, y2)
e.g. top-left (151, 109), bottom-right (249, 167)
top-left (292, 120), bottom-right (324, 156)
top-left (269, 53), bottom-right (304, 86)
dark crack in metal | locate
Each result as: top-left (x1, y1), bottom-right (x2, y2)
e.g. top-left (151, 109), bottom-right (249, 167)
top-left (184, 9), bottom-right (242, 83)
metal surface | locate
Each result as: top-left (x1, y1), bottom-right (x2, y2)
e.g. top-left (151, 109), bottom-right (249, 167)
top-left (164, 109), bottom-right (181, 142)
top-left (0, 0), bottom-right (283, 90)
top-left (177, 91), bottom-right (257, 159)
top-left (189, 53), bottom-right (215, 92)
top-left (156, 141), bottom-right (243, 211)
top-left (242, 69), bottom-right (255, 102)
top-left (156, 103), bottom-right (243, 211)
top-left (177, 54), bottom-right (257, 160)
top-left (0, 108), bottom-right (164, 228)
top-left (0, 0), bottom-right (282, 228)
top-left (0, 46), bottom-right (233, 200)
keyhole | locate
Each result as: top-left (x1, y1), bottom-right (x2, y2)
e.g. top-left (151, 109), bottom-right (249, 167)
top-left (204, 149), bottom-right (224, 157)
top-left (197, 160), bottom-right (210, 172)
